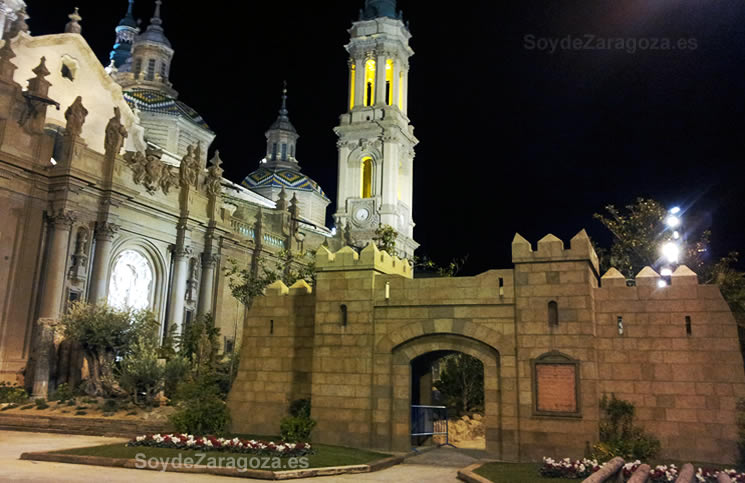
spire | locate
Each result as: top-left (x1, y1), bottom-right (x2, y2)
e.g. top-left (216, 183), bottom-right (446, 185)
top-left (119, 0), bottom-right (137, 28)
top-left (264, 82), bottom-right (300, 169)
top-left (64, 7), bottom-right (82, 34)
top-left (151, 0), bottom-right (162, 26)
top-left (361, 0), bottom-right (400, 20)
top-left (110, 0), bottom-right (139, 69)
top-left (138, 0), bottom-right (171, 48)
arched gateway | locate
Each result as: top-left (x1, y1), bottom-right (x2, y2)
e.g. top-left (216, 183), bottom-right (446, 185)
top-left (228, 235), bottom-right (745, 464)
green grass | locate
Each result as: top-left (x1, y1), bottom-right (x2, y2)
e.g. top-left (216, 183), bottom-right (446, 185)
top-left (475, 462), bottom-right (579, 483)
top-left (56, 442), bottom-right (390, 469)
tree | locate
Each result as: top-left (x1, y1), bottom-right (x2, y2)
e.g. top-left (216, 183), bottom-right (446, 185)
top-left (594, 198), bottom-right (745, 361)
top-left (117, 317), bottom-right (165, 406)
top-left (434, 353), bottom-right (484, 416)
top-left (61, 302), bottom-right (158, 397)
top-left (374, 225), bottom-right (397, 255)
top-left (223, 248), bottom-right (316, 310)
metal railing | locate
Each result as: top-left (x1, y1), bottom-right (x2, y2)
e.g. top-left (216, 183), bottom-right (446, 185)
top-left (411, 404), bottom-right (455, 449)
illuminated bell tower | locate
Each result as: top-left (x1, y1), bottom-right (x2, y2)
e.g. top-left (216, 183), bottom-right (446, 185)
top-left (334, 0), bottom-right (418, 258)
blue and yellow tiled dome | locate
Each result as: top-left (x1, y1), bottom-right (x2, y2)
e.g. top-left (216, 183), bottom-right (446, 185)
top-left (123, 88), bottom-right (211, 130)
top-left (241, 167), bottom-right (328, 200)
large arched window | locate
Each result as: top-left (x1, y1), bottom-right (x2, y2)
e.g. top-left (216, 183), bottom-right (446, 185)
top-left (361, 157), bottom-right (373, 198)
top-left (548, 301), bottom-right (559, 327)
top-left (108, 250), bottom-right (154, 311)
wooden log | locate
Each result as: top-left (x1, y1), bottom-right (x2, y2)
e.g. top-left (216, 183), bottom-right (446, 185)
top-left (582, 457), bottom-right (625, 483)
top-left (628, 464), bottom-right (651, 483)
top-left (675, 463), bottom-right (695, 483)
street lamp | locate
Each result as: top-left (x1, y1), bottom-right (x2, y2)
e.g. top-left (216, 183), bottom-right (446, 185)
top-left (658, 206), bottom-right (683, 287)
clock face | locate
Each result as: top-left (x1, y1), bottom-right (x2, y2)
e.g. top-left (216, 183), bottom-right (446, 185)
top-left (355, 208), bottom-right (370, 221)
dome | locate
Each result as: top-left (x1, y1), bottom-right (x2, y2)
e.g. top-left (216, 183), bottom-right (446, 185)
top-left (124, 88), bottom-right (210, 130)
top-left (138, 26), bottom-right (171, 48)
top-left (241, 167), bottom-right (328, 200)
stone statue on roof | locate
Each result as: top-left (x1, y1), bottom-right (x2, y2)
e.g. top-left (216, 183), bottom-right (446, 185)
top-left (64, 96), bottom-right (88, 139)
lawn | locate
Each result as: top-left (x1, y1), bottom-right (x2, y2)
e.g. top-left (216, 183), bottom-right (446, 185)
top-left (57, 441), bottom-right (391, 469)
top-left (475, 462), bottom-right (579, 483)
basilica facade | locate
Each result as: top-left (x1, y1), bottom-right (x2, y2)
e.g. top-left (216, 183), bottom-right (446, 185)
top-left (0, 0), bottom-right (417, 395)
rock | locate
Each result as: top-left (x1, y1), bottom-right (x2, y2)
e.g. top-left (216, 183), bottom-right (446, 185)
top-left (461, 415), bottom-right (470, 422)
top-left (472, 413), bottom-right (482, 421)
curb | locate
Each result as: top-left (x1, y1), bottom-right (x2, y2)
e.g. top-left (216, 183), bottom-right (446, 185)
top-left (457, 462), bottom-right (492, 483)
top-left (19, 451), bottom-right (407, 480)
top-left (0, 413), bottom-right (172, 438)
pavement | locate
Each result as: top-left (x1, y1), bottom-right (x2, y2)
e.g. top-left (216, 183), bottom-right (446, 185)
top-left (0, 431), bottom-right (476, 482)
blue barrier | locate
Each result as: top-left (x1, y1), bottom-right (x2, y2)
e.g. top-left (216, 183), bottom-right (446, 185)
top-left (411, 404), bottom-right (456, 448)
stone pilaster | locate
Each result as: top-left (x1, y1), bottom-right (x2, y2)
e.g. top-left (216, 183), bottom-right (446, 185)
top-left (374, 51), bottom-right (387, 106)
top-left (88, 222), bottom-right (119, 303)
top-left (198, 252), bottom-right (219, 316)
top-left (33, 210), bottom-right (75, 398)
top-left (167, 224), bottom-right (191, 335)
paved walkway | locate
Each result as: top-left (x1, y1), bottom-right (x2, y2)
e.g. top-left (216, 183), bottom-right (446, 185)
top-left (0, 431), bottom-right (470, 482)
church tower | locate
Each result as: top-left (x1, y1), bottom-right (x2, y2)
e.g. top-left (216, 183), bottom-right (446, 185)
top-left (334, 0), bottom-right (418, 258)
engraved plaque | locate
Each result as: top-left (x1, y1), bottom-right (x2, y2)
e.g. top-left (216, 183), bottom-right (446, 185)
top-left (535, 363), bottom-right (577, 413)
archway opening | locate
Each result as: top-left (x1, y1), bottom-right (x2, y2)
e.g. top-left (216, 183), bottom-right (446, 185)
top-left (107, 249), bottom-right (154, 311)
top-left (411, 350), bottom-right (485, 449)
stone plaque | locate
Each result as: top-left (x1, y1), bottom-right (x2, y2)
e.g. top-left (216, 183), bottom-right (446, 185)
top-left (535, 363), bottom-right (577, 413)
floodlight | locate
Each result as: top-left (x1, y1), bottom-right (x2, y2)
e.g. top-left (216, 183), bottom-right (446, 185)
top-left (670, 207), bottom-right (681, 215)
top-left (660, 268), bottom-right (673, 277)
top-left (657, 280), bottom-right (668, 288)
top-left (665, 215), bottom-right (681, 228)
top-left (662, 242), bottom-right (680, 263)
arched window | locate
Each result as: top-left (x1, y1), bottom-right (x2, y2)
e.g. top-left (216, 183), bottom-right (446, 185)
top-left (281, 143), bottom-right (287, 160)
top-left (361, 157), bottom-right (373, 198)
top-left (108, 250), bottom-right (154, 311)
top-left (548, 301), bottom-right (559, 327)
top-left (365, 59), bottom-right (376, 106)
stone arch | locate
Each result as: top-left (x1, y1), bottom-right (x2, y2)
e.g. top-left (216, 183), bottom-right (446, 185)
top-left (376, 319), bottom-right (512, 356)
top-left (386, 332), bottom-right (505, 457)
top-left (107, 236), bottom-right (168, 321)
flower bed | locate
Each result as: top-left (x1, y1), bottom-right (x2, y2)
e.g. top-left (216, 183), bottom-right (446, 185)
top-left (127, 434), bottom-right (312, 457)
top-left (541, 457), bottom-right (745, 482)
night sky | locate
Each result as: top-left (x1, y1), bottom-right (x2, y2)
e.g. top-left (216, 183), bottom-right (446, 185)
top-left (31, 0), bottom-right (745, 275)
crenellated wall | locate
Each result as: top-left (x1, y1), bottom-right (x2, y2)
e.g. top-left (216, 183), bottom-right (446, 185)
top-left (229, 234), bottom-right (745, 464)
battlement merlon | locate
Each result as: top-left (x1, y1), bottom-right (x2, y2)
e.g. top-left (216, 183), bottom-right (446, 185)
top-left (600, 265), bottom-right (699, 288)
top-left (316, 243), bottom-right (413, 279)
top-left (511, 229), bottom-right (600, 274)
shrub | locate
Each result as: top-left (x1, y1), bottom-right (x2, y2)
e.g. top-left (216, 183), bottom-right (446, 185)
top-left (592, 394), bottom-right (660, 462)
top-left (163, 357), bottom-right (190, 399)
top-left (101, 399), bottom-right (119, 413)
top-left (169, 376), bottom-right (230, 436)
top-left (1, 404), bottom-right (18, 411)
top-left (75, 411), bottom-right (87, 416)
top-left (117, 327), bottom-right (165, 406)
top-left (280, 399), bottom-right (316, 443)
top-left (50, 383), bottom-right (73, 402)
top-left (34, 398), bottom-right (49, 410)
top-left (737, 398), bottom-right (745, 466)
top-left (0, 381), bottom-right (28, 404)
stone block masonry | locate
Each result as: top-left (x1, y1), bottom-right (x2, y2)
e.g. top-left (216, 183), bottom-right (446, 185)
top-left (228, 234), bottom-right (745, 464)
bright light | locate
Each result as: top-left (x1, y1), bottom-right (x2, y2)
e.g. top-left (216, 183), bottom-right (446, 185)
top-left (670, 207), bottom-right (681, 215)
top-left (50, 157), bottom-right (57, 166)
top-left (662, 242), bottom-right (680, 263)
top-left (660, 268), bottom-right (673, 277)
top-left (330, 227), bottom-right (337, 236)
top-left (673, 231), bottom-right (680, 240)
top-left (658, 280), bottom-right (668, 288)
top-left (665, 215), bottom-right (681, 228)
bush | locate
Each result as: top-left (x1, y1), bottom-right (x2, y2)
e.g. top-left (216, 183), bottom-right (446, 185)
top-left (50, 383), bottom-right (74, 402)
top-left (1, 404), bottom-right (18, 411)
top-left (101, 399), bottom-right (119, 413)
top-left (280, 399), bottom-right (316, 443)
top-left (737, 398), bottom-right (745, 466)
top-left (592, 394), bottom-right (660, 462)
top-left (34, 398), bottom-right (49, 410)
top-left (169, 376), bottom-right (230, 435)
top-left (0, 381), bottom-right (28, 404)
top-left (163, 357), bottom-right (190, 399)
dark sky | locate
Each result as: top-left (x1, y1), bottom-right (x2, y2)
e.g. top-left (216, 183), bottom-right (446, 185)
top-left (31, 0), bottom-right (745, 275)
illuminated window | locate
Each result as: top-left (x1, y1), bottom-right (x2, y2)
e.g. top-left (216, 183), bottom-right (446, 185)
top-left (385, 59), bottom-right (394, 105)
top-left (365, 59), bottom-right (376, 106)
top-left (349, 63), bottom-right (356, 110)
top-left (361, 157), bottom-right (373, 198)
top-left (108, 250), bottom-right (153, 311)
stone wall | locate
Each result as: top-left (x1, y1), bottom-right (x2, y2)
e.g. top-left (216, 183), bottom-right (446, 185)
top-left (228, 236), bottom-right (745, 464)
top-left (595, 266), bottom-right (745, 463)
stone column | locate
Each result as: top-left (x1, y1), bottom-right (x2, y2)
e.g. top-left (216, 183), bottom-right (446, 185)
top-left (354, 55), bottom-right (366, 108)
top-left (375, 52), bottom-right (387, 106)
top-left (402, 65), bottom-right (410, 115)
top-left (392, 59), bottom-right (401, 110)
top-left (88, 222), bottom-right (119, 304)
top-left (167, 245), bottom-right (191, 335)
top-left (33, 210), bottom-right (75, 398)
top-left (198, 253), bottom-right (219, 316)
